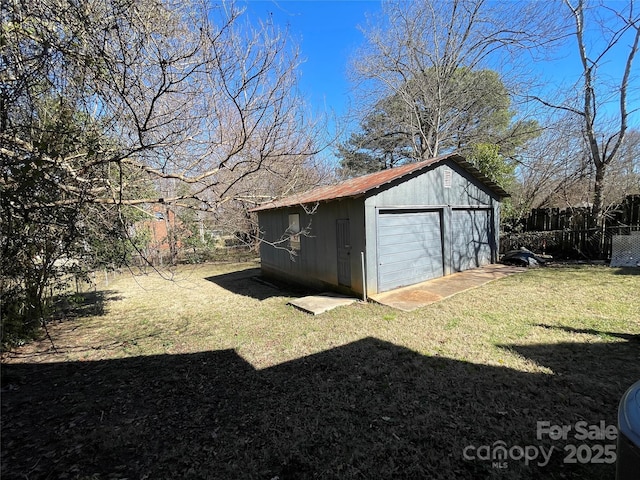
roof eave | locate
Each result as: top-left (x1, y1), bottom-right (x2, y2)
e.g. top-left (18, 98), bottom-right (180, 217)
top-left (249, 152), bottom-right (509, 212)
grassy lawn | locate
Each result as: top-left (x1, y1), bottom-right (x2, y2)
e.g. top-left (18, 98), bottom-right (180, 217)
top-left (2, 262), bottom-right (639, 479)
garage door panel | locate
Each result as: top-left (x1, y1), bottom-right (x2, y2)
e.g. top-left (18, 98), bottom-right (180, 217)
top-left (381, 255), bottom-right (444, 276)
top-left (379, 269), bottom-right (438, 288)
top-left (451, 209), bottom-right (492, 272)
top-left (378, 230), bottom-right (438, 244)
top-left (378, 236), bottom-right (440, 252)
top-left (378, 246), bottom-right (436, 264)
top-left (379, 213), bottom-right (436, 223)
top-left (377, 210), bottom-right (443, 292)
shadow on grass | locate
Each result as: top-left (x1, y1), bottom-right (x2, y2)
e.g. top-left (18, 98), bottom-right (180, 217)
top-left (611, 267), bottom-right (640, 275)
top-left (535, 324), bottom-right (640, 342)
top-left (205, 267), bottom-right (315, 300)
top-left (52, 290), bottom-right (124, 320)
top-left (2, 336), bottom-right (638, 480)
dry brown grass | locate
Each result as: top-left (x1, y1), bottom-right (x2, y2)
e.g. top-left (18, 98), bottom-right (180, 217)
top-left (2, 262), bottom-right (639, 479)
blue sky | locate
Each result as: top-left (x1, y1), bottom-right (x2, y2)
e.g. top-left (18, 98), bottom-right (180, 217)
top-left (244, 0), bottom-right (376, 120)
top-left (242, 0), bottom-right (639, 150)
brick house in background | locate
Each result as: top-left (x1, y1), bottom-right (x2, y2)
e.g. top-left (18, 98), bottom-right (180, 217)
top-left (136, 206), bottom-right (190, 262)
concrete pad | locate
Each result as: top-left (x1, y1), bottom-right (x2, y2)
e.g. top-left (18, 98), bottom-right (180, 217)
top-left (289, 293), bottom-right (358, 315)
top-left (369, 264), bottom-right (526, 311)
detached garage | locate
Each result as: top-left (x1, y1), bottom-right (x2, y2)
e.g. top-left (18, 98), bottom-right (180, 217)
top-left (250, 153), bottom-right (508, 296)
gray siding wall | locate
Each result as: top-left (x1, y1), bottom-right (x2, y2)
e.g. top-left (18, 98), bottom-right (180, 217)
top-left (258, 160), bottom-right (502, 297)
top-left (258, 199), bottom-right (366, 295)
top-left (368, 160), bottom-right (494, 207)
top-left (364, 160), bottom-right (501, 294)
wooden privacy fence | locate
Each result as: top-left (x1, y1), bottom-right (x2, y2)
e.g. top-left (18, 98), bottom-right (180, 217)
top-left (501, 226), bottom-right (640, 260)
top-left (524, 195), bottom-right (640, 231)
top-left (501, 195), bottom-right (640, 260)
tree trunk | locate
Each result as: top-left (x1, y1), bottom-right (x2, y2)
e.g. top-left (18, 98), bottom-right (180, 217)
top-left (591, 162), bottom-right (607, 229)
top-left (591, 162), bottom-right (608, 258)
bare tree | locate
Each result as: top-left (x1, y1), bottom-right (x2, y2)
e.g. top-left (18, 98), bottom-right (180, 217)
top-left (602, 129), bottom-right (640, 209)
top-left (197, 151), bottom-right (333, 248)
top-left (351, 0), bottom-right (556, 160)
top-left (512, 120), bottom-right (639, 230)
top-left (529, 0), bottom-right (640, 227)
top-left (2, 0), bottom-right (321, 212)
top-left (0, 0), bottom-right (322, 343)
top-left (514, 116), bottom-right (594, 214)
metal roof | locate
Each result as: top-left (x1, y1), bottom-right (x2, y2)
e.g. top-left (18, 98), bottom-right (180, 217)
top-left (249, 152), bottom-right (509, 212)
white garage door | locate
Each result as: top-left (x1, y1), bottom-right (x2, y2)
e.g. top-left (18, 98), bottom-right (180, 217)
top-left (377, 210), bottom-right (444, 292)
top-left (451, 209), bottom-right (492, 272)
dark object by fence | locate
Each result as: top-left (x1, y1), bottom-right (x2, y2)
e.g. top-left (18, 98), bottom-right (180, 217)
top-left (501, 247), bottom-right (547, 267)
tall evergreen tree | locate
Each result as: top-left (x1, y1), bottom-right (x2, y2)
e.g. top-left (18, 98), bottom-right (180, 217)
top-left (337, 68), bottom-right (538, 177)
